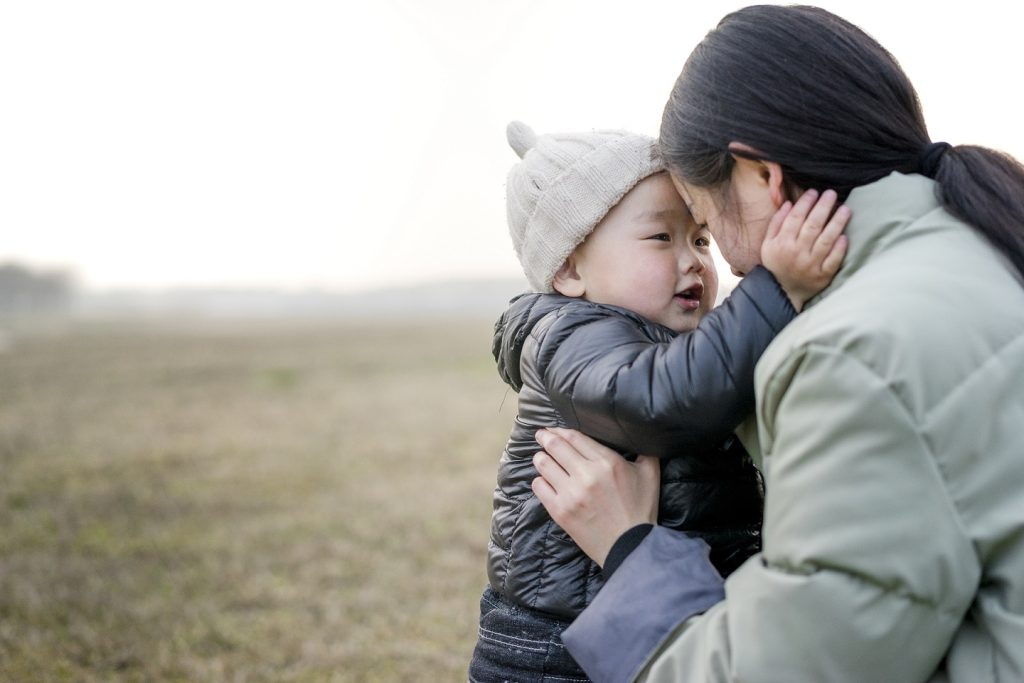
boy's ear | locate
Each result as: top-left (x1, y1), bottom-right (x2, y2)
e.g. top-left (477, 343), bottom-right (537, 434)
top-left (552, 255), bottom-right (585, 297)
top-left (728, 141), bottom-right (789, 209)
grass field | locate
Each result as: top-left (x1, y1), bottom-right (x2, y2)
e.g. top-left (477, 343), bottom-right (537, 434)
top-left (0, 317), bottom-right (514, 682)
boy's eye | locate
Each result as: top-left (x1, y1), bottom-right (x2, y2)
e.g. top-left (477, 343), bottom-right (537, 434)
top-left (695, 236), bottom-right (711, 248)
top-left (647, 233), bottom-right (671, 242)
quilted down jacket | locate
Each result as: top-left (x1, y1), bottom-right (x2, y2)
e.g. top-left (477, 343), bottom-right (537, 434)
top-left (487, 265), bottom-right (796, 618)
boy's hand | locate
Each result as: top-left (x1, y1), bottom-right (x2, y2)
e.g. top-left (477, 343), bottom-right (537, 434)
top-left (761, 189), bottom-right (850, 311)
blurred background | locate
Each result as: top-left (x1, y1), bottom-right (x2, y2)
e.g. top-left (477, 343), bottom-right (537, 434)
top-left (2, 1), bottom-right (1022, 680)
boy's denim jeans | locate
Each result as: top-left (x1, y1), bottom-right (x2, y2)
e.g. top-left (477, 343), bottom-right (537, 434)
top-left (468, 586), bottom-right (590, 683)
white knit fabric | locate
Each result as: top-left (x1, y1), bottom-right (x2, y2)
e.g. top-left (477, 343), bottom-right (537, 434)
top-left (505, 121), bottom-right (664, 292)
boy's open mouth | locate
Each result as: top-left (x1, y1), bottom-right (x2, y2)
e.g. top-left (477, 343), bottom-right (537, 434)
top-left (674, 284), bottom-right (704, 311)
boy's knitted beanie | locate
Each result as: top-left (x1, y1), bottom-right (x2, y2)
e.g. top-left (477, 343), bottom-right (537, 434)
top-left (505, 121), bottom-right (664, 292)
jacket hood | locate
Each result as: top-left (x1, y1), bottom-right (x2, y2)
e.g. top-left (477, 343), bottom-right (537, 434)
top-left (492, 292), bottom-right (575, 391)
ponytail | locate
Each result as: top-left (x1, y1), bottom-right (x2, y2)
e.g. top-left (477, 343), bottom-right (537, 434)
top-left (931, 145), bottom-right (1024, 280)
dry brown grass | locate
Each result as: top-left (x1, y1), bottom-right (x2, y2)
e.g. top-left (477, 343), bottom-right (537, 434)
top-left (0, 317), bottom-right (514, 682)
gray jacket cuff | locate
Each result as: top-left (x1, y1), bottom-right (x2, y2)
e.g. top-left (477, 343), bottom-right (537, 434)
top-left (561, 526), bottom-right (725, 683)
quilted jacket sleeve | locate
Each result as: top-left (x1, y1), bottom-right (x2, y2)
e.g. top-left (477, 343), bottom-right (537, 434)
top-left (562, 343), bottom-right (980, 683)
top-left (537, 266), bottom-right (794, 456)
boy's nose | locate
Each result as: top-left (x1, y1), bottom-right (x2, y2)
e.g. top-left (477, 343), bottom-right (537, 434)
top-left (679, 248), bottom-right (707, 273)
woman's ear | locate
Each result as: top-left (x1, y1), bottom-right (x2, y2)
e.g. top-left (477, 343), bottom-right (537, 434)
top-left (728, 142), bottom-right (789, 209)
top-left (552, 255), bottom-right (585, 298)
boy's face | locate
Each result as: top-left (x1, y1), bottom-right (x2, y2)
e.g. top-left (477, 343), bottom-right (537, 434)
top-left (569, 173), bottom-right (718, 333)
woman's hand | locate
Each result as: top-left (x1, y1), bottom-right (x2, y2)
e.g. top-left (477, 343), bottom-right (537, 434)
top-left (531, 427), bottom-right (661, 567)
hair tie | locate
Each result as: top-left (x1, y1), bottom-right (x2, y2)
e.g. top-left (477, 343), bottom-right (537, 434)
top-left (919, 141), bottom-right (952, 178)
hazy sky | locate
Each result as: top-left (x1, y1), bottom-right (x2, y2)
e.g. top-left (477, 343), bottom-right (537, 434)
top-left (3, 1), bottom-right (1022, 292)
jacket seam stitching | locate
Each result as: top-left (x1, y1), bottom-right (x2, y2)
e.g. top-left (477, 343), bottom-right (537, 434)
top-left (499, 495), bottom-right (532, 596)
top-left (925, 330), bottom-right (1024, 419)
top-left (529, 518), bottom-right (556, 609)
top-left (759, 558), bottom-right (965, 619)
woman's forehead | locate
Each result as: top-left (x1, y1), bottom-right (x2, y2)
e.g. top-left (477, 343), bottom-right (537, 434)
top-left (669, 176), bottom-right (713, 217)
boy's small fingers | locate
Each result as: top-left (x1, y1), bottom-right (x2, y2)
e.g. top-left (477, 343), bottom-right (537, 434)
top-left (799, 189), bottom-right (838, 243)
top-left (790, 189), bottom-right (820, 218)
top-left (765, 201), bottom-right (792, 240)
top-left (821, 234), bottom-right (848, 273)
top-left (774, 191), bottom-right (806, 236)
top-left (777, 189), bottom-right (819, 239)
top-left (811, 205), bottom-right (851, 256)
top-left (827, 204), bottom-right (852, 235)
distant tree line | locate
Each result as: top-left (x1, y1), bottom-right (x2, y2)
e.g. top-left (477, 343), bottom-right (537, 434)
top-left (0, 262), bottom-right (74, 314)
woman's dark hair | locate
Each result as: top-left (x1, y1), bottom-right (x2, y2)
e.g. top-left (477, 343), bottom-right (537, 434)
top-left (660, 4), bottom-right (1024, 280)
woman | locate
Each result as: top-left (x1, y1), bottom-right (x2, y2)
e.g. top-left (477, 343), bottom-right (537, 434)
top-left (531, 6), bottom-right (1024, 682)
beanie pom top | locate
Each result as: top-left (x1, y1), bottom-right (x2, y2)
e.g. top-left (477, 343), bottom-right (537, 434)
top-left (506, 121), bottom-right (538, 159)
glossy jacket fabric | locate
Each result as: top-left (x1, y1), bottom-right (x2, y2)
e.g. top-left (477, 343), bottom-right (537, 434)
top-left (487, 266), bottom-right (795, 618)
top-left (561, 173), bottom-right (1024, 682)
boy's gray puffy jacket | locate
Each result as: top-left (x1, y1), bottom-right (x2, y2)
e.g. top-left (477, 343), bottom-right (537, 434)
top-left (487, 266), bottom-right (796, 618)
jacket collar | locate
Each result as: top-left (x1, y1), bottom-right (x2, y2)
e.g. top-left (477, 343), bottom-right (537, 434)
top-left (739, 172), bottom-right (945, 467)
top-left (492, 292), bottom-right (574, 391)
top-left (806, 172), bottom-right (942, 309)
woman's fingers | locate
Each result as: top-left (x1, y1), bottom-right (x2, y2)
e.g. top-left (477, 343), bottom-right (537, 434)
top-left (544, 427), bottom-right (618, 463)
top-left (534, 429), bottom-right (589, 483)
top-left (532, 448), bottom-right (570, 489)
top-left (531, 475), bottom-right (559, 508)
top-left (540, 428), bottom-right (621, 482)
